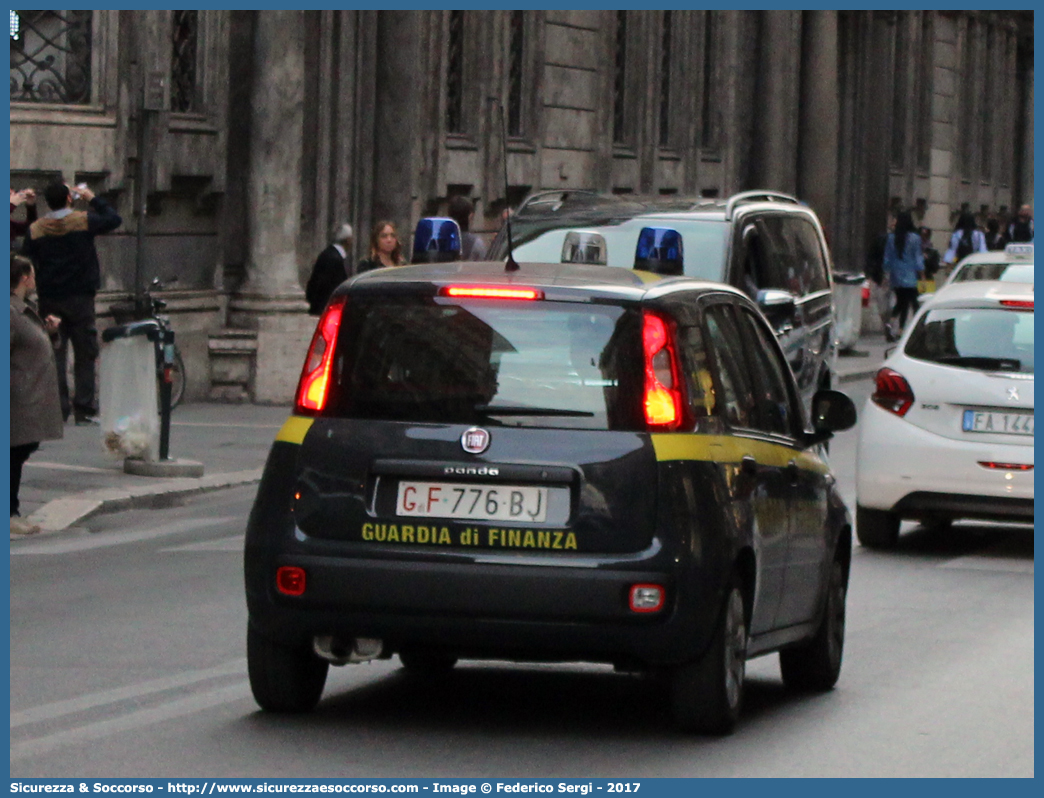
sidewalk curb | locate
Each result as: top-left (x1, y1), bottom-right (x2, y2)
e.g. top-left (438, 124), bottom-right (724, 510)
top-left (24, 468), bottom-right (263, 534)
top-left (839, 368), bottom-right (879, 384)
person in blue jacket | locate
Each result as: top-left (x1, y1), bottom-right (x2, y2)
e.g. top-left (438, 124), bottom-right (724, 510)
top-left (883, 210), bottom-right (924, 337)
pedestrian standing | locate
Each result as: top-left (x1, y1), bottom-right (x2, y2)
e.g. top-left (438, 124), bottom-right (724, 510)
top-left (10, 254), bottom-right (63, 537)
top-left (919, 227), bottom-right (941, 280)
top-left (21, 182), bottom-right (121, 425)
top-left (305, 223), bottom-right (353, 316)
top-left (1007, 204), bottom-right (1034, 243)
top-left (883, 211), bottom-right (924, 338)
top-left (866, 216), bottom-right (896, 341)
top-left (10, 188), bottom-right (37, 249)
top-left (447, 196), bottom-right (488, 261)
top-left (357, 220), bottom-right (406, 273)
top-left (985, 218), bottom-right (1006, 251)
top-left (943, 212), bottom-right (987, 265)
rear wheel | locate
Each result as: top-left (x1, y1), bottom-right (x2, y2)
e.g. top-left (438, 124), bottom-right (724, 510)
top-left (170, 348), bottom-right (186, 409)
top-left (856, 505), bottom-right (900, 549)
top-left (247, 627), bottom-right (328, 712)
top-left (780, 558), bottom-right (846, 691)
top-left (398, 650), bottom-right (458, 675)
top-left (669, 581), bottom-right (747, 735)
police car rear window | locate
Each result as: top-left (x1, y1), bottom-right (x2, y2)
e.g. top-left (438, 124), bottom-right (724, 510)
top-left (326, 296), bottom-right (645, 429)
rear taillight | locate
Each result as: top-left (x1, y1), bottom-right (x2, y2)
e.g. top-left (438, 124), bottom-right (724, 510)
top-left (276, 566), bottom-right (306, 596)
top-left (872, 367), bottom-right (914, 417)
top-left (1000, 300), bottom-right (1033, 309)
top-left (294, 296), bottom-right (346, 414)
top-left (978, 462), bottom-right (1033, 471)
top-left (642, 311), bottom-right (684, 430)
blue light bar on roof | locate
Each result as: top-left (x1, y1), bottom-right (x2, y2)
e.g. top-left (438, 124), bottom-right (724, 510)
top-left (634, 227), bottom-right (684, 275)
top-left (412, 217), bottom-right (461, 263)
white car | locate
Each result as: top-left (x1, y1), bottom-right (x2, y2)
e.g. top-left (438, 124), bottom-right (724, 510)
top-left (856, 280), bottom-right (1034, 548)
top-left (944, 242), bottom-right (1033, 286)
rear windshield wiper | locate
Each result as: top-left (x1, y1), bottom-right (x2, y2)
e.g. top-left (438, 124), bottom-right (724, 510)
top-left (474, 404), bottom-right (595, 417)
top-left (932, 355), bottom-right (1022, 371)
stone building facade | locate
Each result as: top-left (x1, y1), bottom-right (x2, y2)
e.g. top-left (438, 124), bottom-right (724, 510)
top-left (9, 9), bottom-right (1034, 402)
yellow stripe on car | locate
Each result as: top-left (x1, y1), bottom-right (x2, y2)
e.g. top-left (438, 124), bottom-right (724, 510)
top-left (275, 416), bottom-right (314, 445)
top-left (651, 433), bottom-right (829, 475)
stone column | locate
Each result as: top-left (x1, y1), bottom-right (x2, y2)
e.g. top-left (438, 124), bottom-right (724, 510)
top-left (753, 10), bottom-right (801, 193)
top-left (230, 10), bottom-right (314, 404)
top-left (798, 10), bottom-right (840, 247)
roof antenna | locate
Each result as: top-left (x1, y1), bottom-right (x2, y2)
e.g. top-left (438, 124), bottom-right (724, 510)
top-left (489, 96), bottom-right (520, 272)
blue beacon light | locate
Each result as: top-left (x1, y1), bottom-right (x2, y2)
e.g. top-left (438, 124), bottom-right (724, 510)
top-left (634, 227), bottom-right (684, 276)
top-left (412, 217), bottom-right (462, 263)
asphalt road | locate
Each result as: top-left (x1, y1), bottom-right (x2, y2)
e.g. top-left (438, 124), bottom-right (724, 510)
top-left (9, 380), bottom-right (1034, 777)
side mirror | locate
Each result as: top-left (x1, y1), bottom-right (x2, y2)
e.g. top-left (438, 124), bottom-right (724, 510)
top-left (756, 289), bottom-right (796, 330)
top-left (810, 389), bottom-right (857, 434)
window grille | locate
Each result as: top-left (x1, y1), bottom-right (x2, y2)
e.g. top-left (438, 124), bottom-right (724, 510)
top-left (890, 13), bottom-right (908, 169)
top-left (171, 10), bottom-right (198, 113)
top-left (658, 11), bottom-right (672, 147)
top-left (916, 13), bottom-right (932, 172)
top-left (507, 11), bottom-right (524, 137)
top-left (612, 11), bottom-right (627, 144)
top-left (10, 9), bottom-right (92, 104)
top-left (700, 12), bottom-right (720, 151)
top-left (446, 10), bottom-right (464, 134)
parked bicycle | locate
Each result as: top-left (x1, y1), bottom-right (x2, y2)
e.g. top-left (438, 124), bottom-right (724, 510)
top-left (109, 277), bottom-right (186, 408)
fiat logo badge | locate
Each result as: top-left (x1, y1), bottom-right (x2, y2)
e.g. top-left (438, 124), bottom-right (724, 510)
top-left (461, 427), bottom-right (491, 454)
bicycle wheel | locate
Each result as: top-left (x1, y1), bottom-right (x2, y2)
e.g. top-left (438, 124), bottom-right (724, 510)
top-left (170, 348), bottom-right (186, 409)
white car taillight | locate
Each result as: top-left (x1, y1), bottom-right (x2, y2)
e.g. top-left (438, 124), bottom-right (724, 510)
top-left (872, 367), bottom-right (915, 417)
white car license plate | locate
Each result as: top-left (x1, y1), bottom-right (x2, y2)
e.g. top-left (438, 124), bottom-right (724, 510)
top-left (397, 481), bottom-right (549, 522)
top-left (962, 410), bottom-right (1034, 436)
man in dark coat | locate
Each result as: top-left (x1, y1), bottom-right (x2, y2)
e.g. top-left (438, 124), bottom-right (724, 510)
top-left (305, 223), bottom-right (353, 316)
top-left (22, 182), bottom-right (122, 425)
top-left (1007, 204), bottom-right (1034, 243)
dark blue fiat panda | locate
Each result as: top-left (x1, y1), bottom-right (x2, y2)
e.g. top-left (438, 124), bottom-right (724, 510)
top-left (244, 259), bottom-right (856, 734)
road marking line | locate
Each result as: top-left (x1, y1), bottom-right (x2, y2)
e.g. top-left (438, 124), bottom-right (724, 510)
top-left (11, 682), bottom-right (251, 761)
top-left (25, 461), bottom-right (118, 474)
top-left (10, 659), bottom-right (246, 728)
top-left (10, 516), bottom-right (239, 555)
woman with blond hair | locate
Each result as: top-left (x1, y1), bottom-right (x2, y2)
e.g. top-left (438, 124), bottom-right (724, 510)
top-left (357, 220), bottom-right (406, 273)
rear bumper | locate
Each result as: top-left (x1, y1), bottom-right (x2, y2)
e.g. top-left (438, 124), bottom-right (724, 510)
top-left (245, 545), bottom-right (720, 667)
top-left (857, 402), bottom-right (1034, 517)
top-left (892, 491), bottom-right (1033, 523)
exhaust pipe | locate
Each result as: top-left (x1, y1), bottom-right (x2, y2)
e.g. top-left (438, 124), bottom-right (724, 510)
top-left (313, 636), bottom-right (383, 666)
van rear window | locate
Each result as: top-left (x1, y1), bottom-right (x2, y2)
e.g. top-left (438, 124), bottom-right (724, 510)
top-left (326, 296), bottom-right (645, 429)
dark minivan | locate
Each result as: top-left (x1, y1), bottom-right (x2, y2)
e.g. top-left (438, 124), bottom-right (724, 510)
top-left (244, 260), bottom-right (856, 734)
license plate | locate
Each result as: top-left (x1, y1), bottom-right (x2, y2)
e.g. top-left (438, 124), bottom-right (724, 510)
top-left (397, 481), bottom-right (549, 522)
top-left (962, 410), bottom-right (1034, 436)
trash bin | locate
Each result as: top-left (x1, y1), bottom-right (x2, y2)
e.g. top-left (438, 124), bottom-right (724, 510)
top-left (832, 270), bottom-right (866, 352)
top-left (100, 320), bottom-right (161, 461)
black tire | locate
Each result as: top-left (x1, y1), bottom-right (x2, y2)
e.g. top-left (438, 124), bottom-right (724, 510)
top-left (780, 558), bottom-right (846, 691)
top-left (398, 650), bottom-right (458, 675)
top-left (669, 580), bottom-right (747, 735)
top-left (247, 626), bottom-right (328, 713)
top-left (856, 505), bottom-right (900, 549)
